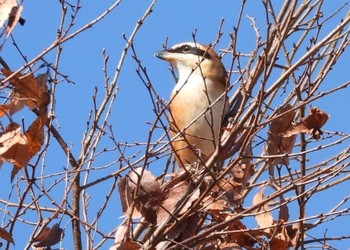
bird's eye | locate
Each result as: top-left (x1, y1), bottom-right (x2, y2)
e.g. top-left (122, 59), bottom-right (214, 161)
top-left (181, 45), bottom-right (192, 53)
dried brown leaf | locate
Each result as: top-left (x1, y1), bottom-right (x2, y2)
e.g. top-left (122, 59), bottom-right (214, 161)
top-left (203, 197), bottom-right (228, 212)
top-left (265, 104), bottom-right (296, 166)
top-left (115, 241), bottom-right (142, 250)
top-left (202, 196), bottom-right (229, 220)
top-left (24, 116), bottom-right (45, 158)
top-left (214, 178), bottom-right (242, 206)
top-left (270, 225), bottom-right (290, 250)
top-left (283, 107), bottom-right (329, 139)
top-left (227, 220), bottom-right (257, 248)
top-left (118, 177), bottom-right (132, 214)
top-left (231, 164), bottom-right (244, 180)
top-left (33, 227), bottom-right (50, 243)
top-left (0, 227), bottom-right (14, 244)
top-left (252, 188), bottom-right (274, 233)
top-left (157, 180), bottom-right (199, 224)
top-left (33, 223), bottom-right (64, 248)
top-left (286, 222), bottom-right (313, 247)
top-left (1, 69), bottom-right (49, 113)
top-left (111, 220), bottom-right (129, 248)
top-left (123, 168), bottom-right (163, 224)
top-left (0, 92), bottom-right (26, 118)
top-left (219, 242), bottom-right (241, 250)
top-left (0, 122), bottom-right (30, 175)
top-left (0, 118), bottom-right (45, 180)
top-left (278, 198), bottom-right (289, 222)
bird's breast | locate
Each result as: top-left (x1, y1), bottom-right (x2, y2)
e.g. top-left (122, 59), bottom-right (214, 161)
top-left (169, 76), bottom-right (228, 154)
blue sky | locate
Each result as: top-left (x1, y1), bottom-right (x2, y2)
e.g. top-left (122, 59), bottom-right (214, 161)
top-left (1, 0), bottom-right (350, 249)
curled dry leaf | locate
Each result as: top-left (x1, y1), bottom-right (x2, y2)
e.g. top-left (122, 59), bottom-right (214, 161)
top-left (0, 122), bottom-right (29, 169)
top-left (202, 177), bottom-right (245, 221)
top-left (227, 220), bottom-right (257, 248)
top-left (157, 179), bottom-right (199, 225)
top-left (112, 241), bottom-right (142, 250)
top-left (0, 116), bottom-right (45, 180)
top-left (231, 142), bottom-right (255, 190)
top-left (33, 223), bottom-right (64, 248)
top-left (111, 220), bottom-right (128, 246)
top-left (252, 188), bottom-right (274, 233)
top-left (286, 222), bottom-right (313, 247)
top-left (202, 195), bottom-right (229, 220)
top-left (215, 178), bottom-right (242, 206)
top-left (0, 92), bottom-right (25, 117)
top-left (118, 177), bottom-right (141, 219)
top-left (0, 227), bottom-right (14, 244)
top-left (1, 69), bottom-right (50, 116)
top-left (283, 107), bottom-right (329, 139)
top-left (278, 197), bottom-right (289, 222)
top-left (269, 225), bottom-right (290, 250)
top-left (119, 168), bottom-right (163, 224)
top-left (265, 104), bottom-right (296, 166)
top-left (219, 242), bottom-right (241, 250)
top-left (0, 69), bottom-right (49, 179)
top-left (24, 116), bottom-right (45, 159)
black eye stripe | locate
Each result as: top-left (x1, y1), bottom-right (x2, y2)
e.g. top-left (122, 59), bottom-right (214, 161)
top-left (167, 45), bottom-right (211, 59)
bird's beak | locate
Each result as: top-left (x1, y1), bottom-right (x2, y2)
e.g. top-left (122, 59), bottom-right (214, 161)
top-left (154, 50), bottom-right (172, 61)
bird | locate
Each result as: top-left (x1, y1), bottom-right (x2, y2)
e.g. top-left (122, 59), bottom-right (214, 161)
top-left (155, 42), bottom-right (229, 169)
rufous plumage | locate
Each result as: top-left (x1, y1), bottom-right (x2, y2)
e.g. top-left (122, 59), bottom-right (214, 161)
top-left (156, 42), bottom-right (229, 168)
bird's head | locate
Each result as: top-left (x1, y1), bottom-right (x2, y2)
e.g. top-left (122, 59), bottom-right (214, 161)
top-left (155, 42), bottom-right (227, 81)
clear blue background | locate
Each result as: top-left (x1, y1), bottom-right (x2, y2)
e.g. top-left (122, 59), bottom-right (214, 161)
top-left (1, 0), bottom-right (349, 249)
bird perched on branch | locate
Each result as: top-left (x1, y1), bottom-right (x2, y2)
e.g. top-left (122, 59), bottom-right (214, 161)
top-left (155, 42), bottom-right (229, 169)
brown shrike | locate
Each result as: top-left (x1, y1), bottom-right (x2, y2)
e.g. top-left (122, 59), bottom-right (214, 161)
top-left (155, 42), bottom-right (229, 169)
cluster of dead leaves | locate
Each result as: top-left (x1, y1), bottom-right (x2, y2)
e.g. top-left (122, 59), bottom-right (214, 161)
top-left (114, 158), bottom-right (259, 250)
top-left (0, 68), bottom-right (50, 250)
top-left (252, 188), bottom-right (313, 249)
top-left (112, 104), bottom-right (330, 249)
top-left (0, 69), bottom-right (49, 180)
top-left (0, 0), bottom-right (24, 48)
top-left (265, 104), bottom-right (329, 168)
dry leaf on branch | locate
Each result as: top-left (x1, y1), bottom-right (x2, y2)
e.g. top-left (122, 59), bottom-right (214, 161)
top-left (219, 242), bottom-right (241, 250)
top-left (0, 69), bottom-right (49, 179)
top-left (0, 227), bottom-right (14, 245)
top-left (112, 241), bottom-right (142, 250)
top-left (202, 195), bottom-right (229, 220)
top-left (252, 188), bottom-right (274, 233)
top-left (265, 104), bottom-right (296, 166)
top-left (283, 107), bottom-right (329, 139)
top-left (1, 69), bottom-right (50, 116)
top-left (285, 222), bottom-right (313, 247)
top-left (119, 168), bottom-right (163, 224)
top-left (24, 115), bottom-right (45, 159)
top-left (269, 225), bottom-right (290, 250)
top-left (157, 178), bottom-right (200, 225)
top-left (231, 142), bottom-right (255, 190)
top-left (227, 220), bottom-right (257, 248)
top-left (33, 223), bottom-right (64, 248)
top-left (278, 197), bottom-right (289, 222)
top-left (0, 92), bottom-right (25, 117)
top-left (118, 177), bottom-right (141, 219)
top-left (0, 116), bottom-right (45, 180)
top-left (215, 178), bottom-right (242, 207)
top-left (0, 122), bottom-right (29, 167)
